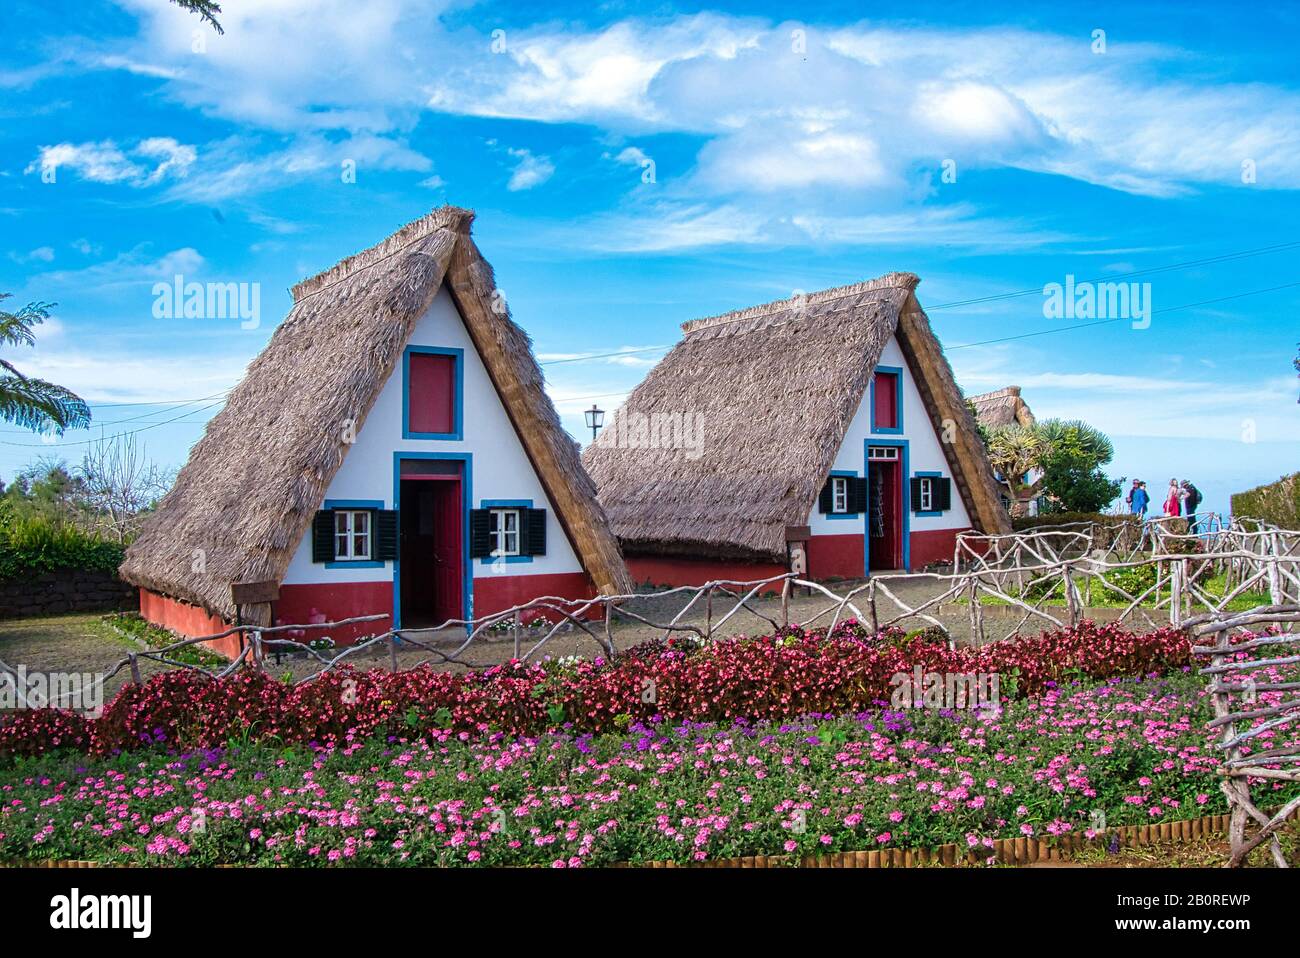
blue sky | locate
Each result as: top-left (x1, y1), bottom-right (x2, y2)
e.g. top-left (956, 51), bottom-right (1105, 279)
top-left (1, 0), bottom-right (1297, 519)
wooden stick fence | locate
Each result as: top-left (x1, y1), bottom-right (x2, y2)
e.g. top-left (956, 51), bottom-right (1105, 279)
top-left (1190, 603), bottom-right (1300, 867)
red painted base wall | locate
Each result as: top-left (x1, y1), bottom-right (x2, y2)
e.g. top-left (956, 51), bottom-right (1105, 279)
top-left (275, 582), bottom-right (393, 644)
top-left (472, 571), bottom-right (599, 622)
top-left (138, 590), bottom-right (241, 659)
top-left (807, 534), bottom-right (864, 580)
top-left (139, 571), bottom-right (602, 658)
top-left (627, 556), bottom-right (788, 589)
top-left (627, 527), bottom-right (976, 587)
top-left (909, 528), bottom-right (969, 570)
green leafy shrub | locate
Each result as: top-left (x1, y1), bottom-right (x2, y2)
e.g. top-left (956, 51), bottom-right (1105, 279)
top-left (1232, 473), bottom-right (1300, 530)
top-left (0, 507), bottom-right (125, 581)
top-left (1011, 512), bottom-right (1141, 552)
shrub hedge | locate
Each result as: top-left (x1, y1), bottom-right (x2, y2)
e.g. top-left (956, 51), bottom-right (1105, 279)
top-left (0, 512), bottom-right (125, 582)
top-left (1232, 473), bottom-right (1300, 530)
top-left (1011, 512), bottom-right (1141, 551)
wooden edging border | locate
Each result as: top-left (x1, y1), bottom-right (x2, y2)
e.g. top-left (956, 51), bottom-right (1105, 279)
top-left (9, 809), bottom-right (1293, 870)
top-left (626, 812), bottom-right (1242, 869)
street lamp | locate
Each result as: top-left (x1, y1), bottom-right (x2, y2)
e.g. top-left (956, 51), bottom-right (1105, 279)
top-left (584, 404), bottom-right (605, 442)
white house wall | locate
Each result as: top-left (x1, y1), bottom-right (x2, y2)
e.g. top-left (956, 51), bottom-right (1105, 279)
top-left (282, 285), bottom-right (584, 586)
top-left (806, 334), bottom-right (972, 535)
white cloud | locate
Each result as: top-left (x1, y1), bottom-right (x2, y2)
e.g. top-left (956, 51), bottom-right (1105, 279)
top-left (161, 133), bottom-right (431, 203)
top-left (505, 148), bottom-right (554, 191)
top-left (951, 348), bottom-right (1300, 443)
top-left (84, 8), bottom-right (1300, 203)
top-left (25, 138), bottom-right (195, 186)
top-left (10, 247), bottom-right (55, 265)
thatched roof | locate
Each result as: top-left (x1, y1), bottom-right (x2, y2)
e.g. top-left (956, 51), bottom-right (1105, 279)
top-left (582, 274), bottom-right (1011, 562)
top-left (968, 386), bottom-right (1036, 429)
top-left (121, 206), bottom-right (631, 622)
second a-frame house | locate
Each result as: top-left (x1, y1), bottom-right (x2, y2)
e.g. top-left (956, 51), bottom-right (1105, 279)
top-left (582, 273), bottom-right (1010, 587)
top-left (121, 207), bottom-right (631, 652)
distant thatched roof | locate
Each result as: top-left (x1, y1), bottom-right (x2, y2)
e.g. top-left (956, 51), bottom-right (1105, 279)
top-left (968, 386), bottom-right (1036, 429)
top-left (122, 206), bottom-right (631, 622)
top-left (582, 274), bottom-right (1011, 562)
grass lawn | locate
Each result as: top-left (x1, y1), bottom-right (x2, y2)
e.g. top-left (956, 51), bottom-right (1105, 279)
top-left (970, 571), bottom-right (1271, 613)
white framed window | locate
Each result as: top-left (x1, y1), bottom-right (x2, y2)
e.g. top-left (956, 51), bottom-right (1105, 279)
top-left (334, 509), bottom-right (372, 560)
top-left (831, 476), bottom-right (849, 513)
top-left (489, 508), bottom-right (521, 556)
top-left (918, 477), bottom-right (934, 512)
top-left (868, 446), bottom-right (900, 461)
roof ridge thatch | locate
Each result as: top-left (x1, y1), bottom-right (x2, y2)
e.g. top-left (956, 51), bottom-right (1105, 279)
top-left (291, 206), bottom-right (473, 302)
top-left (122, 205), bottom-right (631, 622)
top-left (584, 273), bottom-right (1009, 562)
top-left (681, 271), bottom-right (920, 335)
top-left (968, 385), bottom-right (1036, 429)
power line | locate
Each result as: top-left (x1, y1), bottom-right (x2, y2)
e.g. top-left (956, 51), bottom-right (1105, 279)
top-left (925, 240), bottom-right (1300, 311)
top-left (540, 346), bottom-right (671, 366)
top-left (0, 399), bottom-right (226, 449)
top-left (946, 280), bottom-right (1300, 350)
top-left (0, 390), bottom-right (232, 433)
top-left (7, 240), bottom-right (1298, 447)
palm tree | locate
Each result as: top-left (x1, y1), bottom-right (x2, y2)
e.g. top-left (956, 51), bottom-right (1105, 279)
top-left (1035, 418), bottom-right (1115, 468)
top-left (986, 424), bottom-right (1049, 517)
top-left (0, 295), bottom-right (90, 434)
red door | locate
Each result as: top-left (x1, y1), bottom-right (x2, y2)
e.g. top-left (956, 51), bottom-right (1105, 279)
top-left (399, 475), bottom-right (463, 627)
top-left (430, 479), bottom-right (462, 623)
top-left (868, 456), bottom-right (903, 571)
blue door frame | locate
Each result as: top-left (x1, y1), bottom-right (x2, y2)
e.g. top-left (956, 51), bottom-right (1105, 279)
top-left (392, 451), bottom-right (473, 630)
top-left (863, 438), bottom-right (910, 574)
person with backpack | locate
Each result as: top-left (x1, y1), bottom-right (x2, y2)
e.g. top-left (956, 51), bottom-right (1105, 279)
top-left (1181, 480), bottom-right (1203, 535)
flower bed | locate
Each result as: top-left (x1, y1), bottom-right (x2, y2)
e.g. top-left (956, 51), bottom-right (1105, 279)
top-left (2, 666), bottom-right (1298, 867)
top-left (0, 620), bottom-right (1194, 758)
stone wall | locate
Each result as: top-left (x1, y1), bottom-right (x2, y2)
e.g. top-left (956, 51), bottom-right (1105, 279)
top-left (0, 569), bottom-right (136, 619)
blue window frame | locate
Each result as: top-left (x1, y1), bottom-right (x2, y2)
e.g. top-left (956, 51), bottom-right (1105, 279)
top-left (323, 498), bottom-right (386, 568)
top-left (826, 470), bottom-right (860, 520)
top-left (869, 365), bottom-right (905, 435)
top-left (402, 345), bottom-right (464, 440)
top-left (479, 498), bottom-right (535, 565)
top-left (913, 471), bottom-right (943, 518)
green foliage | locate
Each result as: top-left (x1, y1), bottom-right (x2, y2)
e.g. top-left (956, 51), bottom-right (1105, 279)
top-left (1035, 419), bottom-right (1115, 469)
top-left (105, 612), bottom-right (221, 667)
top-left (0, 505), bottom-right (124, 581)
top-left (171, 0), bottom-right (224, 34)
top-left (1231, 473), bottom-right (1300, 530)
top-left (1039, 446), bottom-right (1124, 514)
top-left (0, 295), bottom-right (91, 435)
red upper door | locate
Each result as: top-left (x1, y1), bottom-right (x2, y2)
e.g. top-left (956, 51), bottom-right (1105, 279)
top-left (873, 372), bottom-right (899, 430)
top-left (408, 352), bottom-right (456, 436)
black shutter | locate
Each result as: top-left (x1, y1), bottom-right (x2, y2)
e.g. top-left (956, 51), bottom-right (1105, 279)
top-left (375, 510), bottom-right (399, 561)
top-left (469, 509), bottom-right (492, 558)
top-left (524, 508), bottom-right (547, 556)
top-left (850, 477), bottom-right (867, 514)
top-left (909, 477), bottom-right (924, 512)
top-left (818, 478), bottom-right (835, 514)
top-left (312, 510), bottom-right (335, 563)
top-left (935, 478), bottom-right (952, 512)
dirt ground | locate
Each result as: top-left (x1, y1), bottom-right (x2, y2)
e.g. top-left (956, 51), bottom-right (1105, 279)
top-left (0, 573), bottom-right (1151, 697)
